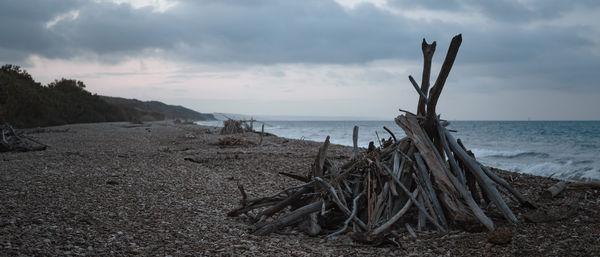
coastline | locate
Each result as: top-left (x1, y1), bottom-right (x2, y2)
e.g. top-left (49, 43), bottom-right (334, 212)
top-left (198, 120), bottom-right (600, 182)
top-left (1, 121), bottom-right (598, 255)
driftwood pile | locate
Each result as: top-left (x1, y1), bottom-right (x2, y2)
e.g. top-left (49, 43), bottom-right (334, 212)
top-left (220, 119), bottom-right (254, 135)
top-left (228, 34), bottom-right (533, 240)
top-left (1, 123), bottom-right (47, 152)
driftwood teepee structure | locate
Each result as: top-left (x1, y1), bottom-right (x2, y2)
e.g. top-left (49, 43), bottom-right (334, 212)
top-left (228, 34), bottom-right (533, 240)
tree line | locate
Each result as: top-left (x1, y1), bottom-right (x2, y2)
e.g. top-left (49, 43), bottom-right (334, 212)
top-left (0, 64), bottom-right (164, 128)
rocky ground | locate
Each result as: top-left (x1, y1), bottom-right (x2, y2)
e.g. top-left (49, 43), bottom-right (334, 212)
top-left (1, 121), bottom-right (598, 256)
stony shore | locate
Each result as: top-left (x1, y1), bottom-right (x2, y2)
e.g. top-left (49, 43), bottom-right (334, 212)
top-left (1, 121), bottom-right (598, 256)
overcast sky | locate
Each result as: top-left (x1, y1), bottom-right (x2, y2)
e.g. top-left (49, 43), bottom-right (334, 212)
top-left (1, 0), bottom-right (599, 120)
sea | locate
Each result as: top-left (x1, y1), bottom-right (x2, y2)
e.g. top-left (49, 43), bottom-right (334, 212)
top-left (196, 120), bottom-right (600, 182)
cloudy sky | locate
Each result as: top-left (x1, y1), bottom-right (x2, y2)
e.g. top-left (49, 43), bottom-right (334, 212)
top-left (1, 0), bottom-right (599, 120)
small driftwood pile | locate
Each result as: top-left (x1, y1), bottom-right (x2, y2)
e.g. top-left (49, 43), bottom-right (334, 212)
top-left (220, 119), bottom-right (254, 135)
top-left (229, 34), bottom-right (533, 240)
top-left (1, 123), bottom-right (47, 152)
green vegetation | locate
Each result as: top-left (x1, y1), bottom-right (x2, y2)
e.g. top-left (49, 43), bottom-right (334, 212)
top-left (0, 64), bottom-right (212, 128)
top-left (101, 96), bottom-right (216, 121)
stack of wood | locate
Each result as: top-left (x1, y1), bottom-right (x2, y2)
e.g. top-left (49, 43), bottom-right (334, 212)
top-left (220, 119), bottom-right (253, 135)
top-left (228, 34), bottom-right (533, 240)
top-left (1, 123), bottom-right (47, 152)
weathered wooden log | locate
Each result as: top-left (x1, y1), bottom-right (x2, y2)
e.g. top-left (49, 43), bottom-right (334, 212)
top-left (312, 136), bottom-right (330, 178)
top-left (464, 162), bottom-right (482, 204)
top-left (278, 171), bottom-right (311, 182)
top-left (568, 181), bottom-right (600, 188)
top-left (383, 126), bottom-right (397, 143)
top-left (395, 115), bottom-right (456, 196)
top-left (353, 126), bottom-right (359, 159)
top-left (1, 124), bottom-right (47, 152)
top-left (257, 187), bottom-right (312, 222)
top-left (227, 200), bottom-right (282, 217)
top-left (372, 189), bottom-right (418, 235)
top-left (443, 128), bottom-right (518, 223)
top-left (329, 192), bottom-right (364, 237)
top-left (253, 200), bottom-right (324, 236)
top-left (481, 165), bottom-right (532, 207)
top-left (315, 177), bottom-right (367, 230)
top-left (409, 75), bottom-right (428, 103)
top-left (392, 152), bottom-right (401, 179)
top-left (541, 181), bottom-right (568, 200)
top-left (424, 34), bottom-right (462, 137)
top-left (417, 194), bottom-right (426, 230)
top-left (411, 172), bottom-right (440, 228)
top-left (299, 212), bottom-right (321, 236)
top-left (382, 164), bottom-right (446, 232)
top-left (418, 39), bottom-right (436, 116)
top-left (405, 223), bottom-right (418, 239)
top-left (372, 181), bottom-right (390, 225)
top-left (436, 120), bottom-right (465, 185)
top-left (414, 153), bottom-right (448, 228)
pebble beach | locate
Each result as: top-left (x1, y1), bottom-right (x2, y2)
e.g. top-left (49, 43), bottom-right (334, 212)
top-left (1, 121), bottom-right (598, 256)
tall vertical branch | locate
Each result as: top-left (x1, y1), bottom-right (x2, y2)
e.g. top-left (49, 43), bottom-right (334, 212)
top-left (424, 34), bottom-right (462, 137)
top-left (418, 39), bottom-right (436, 116)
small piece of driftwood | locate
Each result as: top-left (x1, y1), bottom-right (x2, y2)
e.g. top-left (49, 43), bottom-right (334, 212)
top-left (1, 123), bottom-right (47, 152)
top-left (541, 181), bottom-right (568, 200)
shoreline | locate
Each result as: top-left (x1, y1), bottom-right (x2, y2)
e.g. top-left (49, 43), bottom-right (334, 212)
top-left (197, 120), bottom-right (599, 182)
top-left (1, 121), bottom-right (598, 255)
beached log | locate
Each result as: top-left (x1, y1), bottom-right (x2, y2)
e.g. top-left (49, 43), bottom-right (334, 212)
top-left (253, 200), bottom-right (324, 236)
top-left (1, 123), bottom-right (47, 152)
top-left (568, 181), bottom-right (600, 189)
top-left (541, 181), bottom-right (568, 200)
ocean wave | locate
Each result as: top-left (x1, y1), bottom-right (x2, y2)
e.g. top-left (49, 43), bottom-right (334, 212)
top-left (519, 161), bottom-right (600, 181)
top-left (472, 149), bottom-right (549, 159)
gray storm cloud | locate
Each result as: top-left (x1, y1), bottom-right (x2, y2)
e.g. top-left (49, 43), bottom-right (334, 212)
top-left (0, 0), bottom-right (599, 92)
